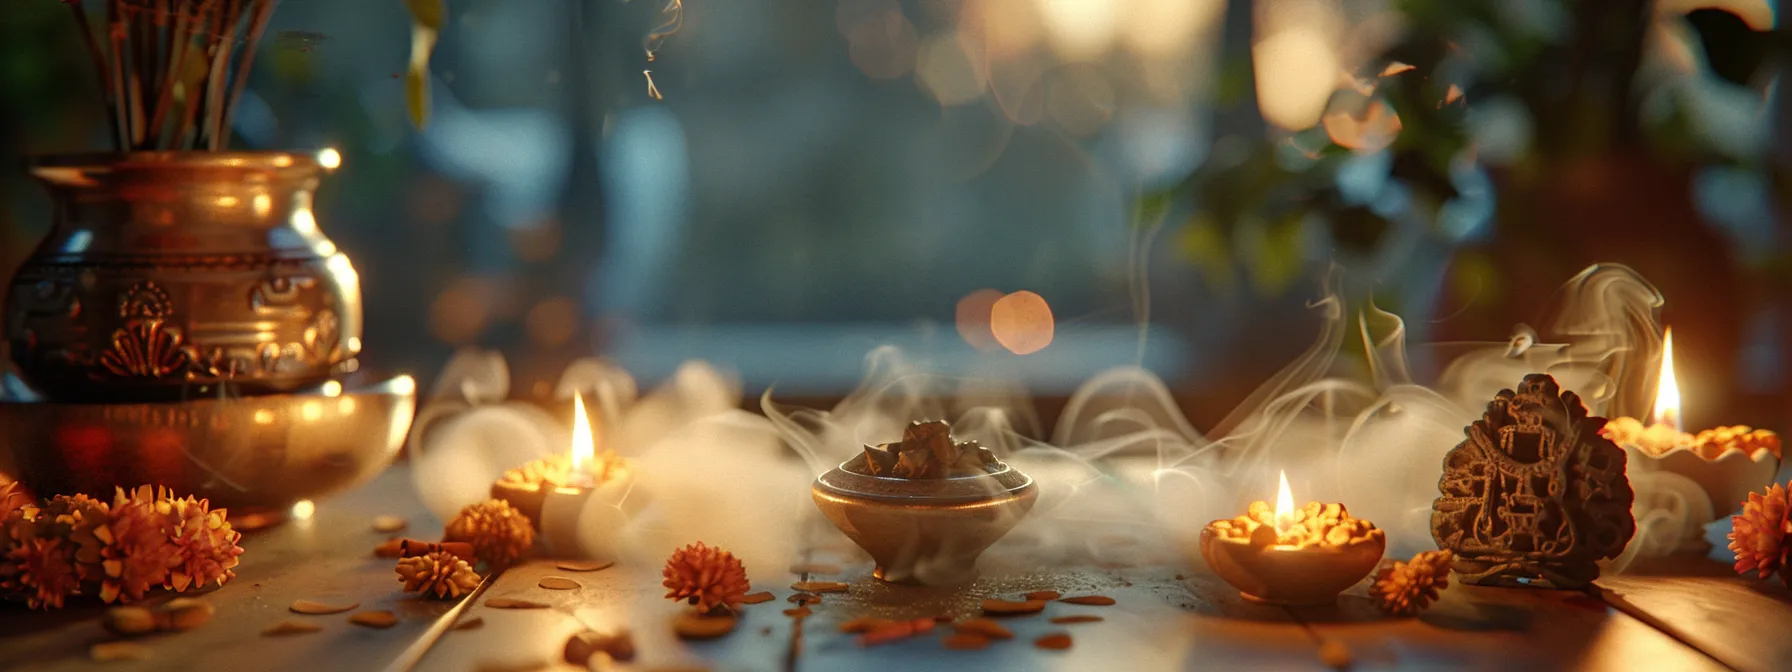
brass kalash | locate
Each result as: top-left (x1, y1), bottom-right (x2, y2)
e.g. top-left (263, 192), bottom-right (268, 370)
top-left (1431, 374), bottom-right (1636, 588)
top-left (811, 421), bottom-right (1036, 585)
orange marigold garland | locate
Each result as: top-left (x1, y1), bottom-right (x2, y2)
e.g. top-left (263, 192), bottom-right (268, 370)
top-left (0, 482), bottom-right (35, 598)
top-left (5, 509), bottom-right (82, 610)
top-left (39, 494), bottom-right (111, 585)
top-left (158, 492), bottom-right (244, 592)
top-left (1728, 483), bottom-right (1791, 584)
top-left (98, 487), bottom-right (182, 604)
top-left (661, 542), bottom-right (750, 614)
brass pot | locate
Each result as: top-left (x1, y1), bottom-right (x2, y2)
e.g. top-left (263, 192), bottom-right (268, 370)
top-left (1197, 528), bottom-right (1385, 606)
top-left (5, 152), bottom-right (361, 402)
top-left (811, 459), bottom-right (1036, 585)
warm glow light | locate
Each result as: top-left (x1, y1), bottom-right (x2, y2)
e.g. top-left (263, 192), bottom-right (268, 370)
top-left (1274, 470), bottom-right (1295, 534)
top-left (1653, 327), bottom-right (1681, 430)
top-left (290, 499), bottom-right (316, 520)
top-left (317, 147), bottom-right (342, 170)
top-left (571, 392), bottom-right (596, 472)
top-left (301, 401), bottom-right (323, 422)
top-left (321, 380), bottom-right (343, 397)
top-left (990, 290), bottom-right (1055, 355)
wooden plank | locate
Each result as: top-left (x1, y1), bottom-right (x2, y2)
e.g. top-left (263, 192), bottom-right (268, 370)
top-left (1291, 577), bottom-right (1727, 671)
top-left (1599, 554), bottom-right (1792, 672)
top-left (0, 467), bottom-right (470, 672)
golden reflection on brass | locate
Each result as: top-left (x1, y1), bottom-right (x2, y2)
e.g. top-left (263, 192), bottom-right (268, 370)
top-left (0, 375), bottom-right (414, 517)
top-left (811, 461), bottom-right (1036, 586)
top-left (1198, 529), bottom-right (1386, 606)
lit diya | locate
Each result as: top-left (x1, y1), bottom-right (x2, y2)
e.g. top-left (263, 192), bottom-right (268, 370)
top-left (1604, 328), bottom-right (1781, 534)
top-left (1200, 471), bottom-right (1385, 605)
top-left (490, 393), bottom-right (632, 557)
top-left (811, 420), bottom-right (1036, 585)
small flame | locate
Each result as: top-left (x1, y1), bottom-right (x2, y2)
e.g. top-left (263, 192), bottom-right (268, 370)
top-left (1274, 470), bottom-right (1294, 534)
top-left (571, 392), bottom-right (596, 472)
top-left (1652, 327), bottom-right (1680, 430)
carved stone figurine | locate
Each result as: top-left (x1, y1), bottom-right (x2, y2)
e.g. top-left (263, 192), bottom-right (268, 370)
top-left (1431, 373), bottom-right (1636, 588)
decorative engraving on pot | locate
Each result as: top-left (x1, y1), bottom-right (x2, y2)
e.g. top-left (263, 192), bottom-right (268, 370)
top-left (100, 320), bottom-right (189, 378)
top-left (251, 275), bottom-right (315, 315)
top-left (118, 281), bottom-right (173, 319)
top-left (305, 309), bottom-right (341, 361)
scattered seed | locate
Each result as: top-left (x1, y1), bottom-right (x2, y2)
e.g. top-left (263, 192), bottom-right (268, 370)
top-left (944, 633), bottom-right (990, 650)
top-left (788, 593), bottom-right (821, 606)
top-left (485, 598), bottom-right (551, 609)
top-left (788, 562), bottom-right (843, 575)
top-left (1034, 633), bottom-right (1073, 650)
top-left (783, 607), bottom-right (812, 618)
top-left (453, 617), bottom-right (485, 631)
top-left (565, 630), bottom-right (636, 665)
top-left (90, 642), bottom-right (153, 662)
top-left (1059, 595), bottom-right (1116, 606)
top-left (1174, 574), bottom-right (1186, 581)
top-left (1318, 640), bottom-right (1352, 669)
top-left (1024, 590), bottom-right (1062, 601)
top-left (555, 560), bottom-right (615, 572)
top-left (262, 620), bottom-right (323, 636)
top-left (791, 581), bottom-right (848, 593)
top-left (372, 515), bottom-right (408, 533)
top-left (103, 606), bottom-right (158, 636)
top-left (740, 591), bottom-right (775, 605)
top-left (1050, 615), bottom-right (1104, 624)
top-left (374, 538), bottom-right (405, 558)
top-left (538, 577), bottom-right (581, 590)
top-left (291, 599), bottom-right (359, 615)
top-left (162, 598), bottom-right (215, 631)
top-left (857, 618), bottom-right (936, 647)
top-left (673, 612), bottom-right (738, 639)
top-left (953, 618), bottom-right (1015, 639)
top-left (980, 599), bottom-right (1046, 616)
top-left (839, 617), bottom-right (893, 633)
top-left (349, 611), bottom-right (398, 629)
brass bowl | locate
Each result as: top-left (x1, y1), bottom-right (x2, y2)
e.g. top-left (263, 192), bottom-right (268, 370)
top-left (0, 374), bottom-right (413, 521)
top-left (1198, 527), bottom-right (1385, 605)
top-left (811, 459), bottom-right (1036, 585)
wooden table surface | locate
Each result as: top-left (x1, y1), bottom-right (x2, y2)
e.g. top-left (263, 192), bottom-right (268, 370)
top-left (2, 463), bottom-right (1787, 672)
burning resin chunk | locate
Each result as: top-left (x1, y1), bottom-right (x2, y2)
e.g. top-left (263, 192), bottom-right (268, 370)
top-left (855, 421), bottom-right (1000, 479)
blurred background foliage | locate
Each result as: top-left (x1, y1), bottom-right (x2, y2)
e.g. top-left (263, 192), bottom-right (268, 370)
top-left (2, 0), bottom-right (1790, 430)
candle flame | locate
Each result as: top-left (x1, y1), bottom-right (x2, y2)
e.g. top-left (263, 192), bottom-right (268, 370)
top-left (1274, 470), bottom-right (1294, 534)
top-left (571, 393), bottom-right (595, 472)
top-left (1652, 327), bottom-right (1680, 430)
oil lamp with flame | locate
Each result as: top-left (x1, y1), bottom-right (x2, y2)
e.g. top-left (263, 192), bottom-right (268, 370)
top-left (1604, 328), bottom-right (1780, 543)
top-left (1198, 471), bottom-right (1386, 605)
top-left (490, 393), bottom-right (632, 557)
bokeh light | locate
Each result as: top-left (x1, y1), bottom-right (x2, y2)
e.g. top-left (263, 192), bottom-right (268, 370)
top-left (955, 288), bottom-right (1005, 350)
top-left (990, 290), bottom-right (1055, 355)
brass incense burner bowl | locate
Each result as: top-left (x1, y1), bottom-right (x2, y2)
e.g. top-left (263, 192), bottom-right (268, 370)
top-left (5, 152), bottom-right (361, 403)
top-left (0, 373), bottom-right (413, 523)
top-left (810, 421), bottom-right (1037, 585)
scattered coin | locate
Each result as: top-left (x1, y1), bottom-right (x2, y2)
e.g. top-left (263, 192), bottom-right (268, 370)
top-left (791, 581), bottom-right (848, 593)
top-left (290, 599), bottom-right (359, 615)
top-left (944, 633), bottom-right (991, 650)
top-left (1034, 633), bottom-right (1073, 650)
top-left (783, 607), bottom-right (812, 618)
top-left (566, 630), bottom-right (636, 665)
top-left (1059, 595), bottom-right (1116, 606)
top-left (453, 617), bottom-right (485, 631)
top-left (788, 562), bottom-right (843, 575)
top-left (372, 515), bottom-right (408, 533)
top-left (1024, 590), bottom-right (1062, 601)
top-left (740, 591), bottom-right (775, 605)
top-left (980, 599), bottom-right (1046, 615)
top-left (672, 612), bottom-right (738, 639)
top-left (838, 617), bottom-right (893, 633)
top-left (90, 642), bottom-right (153, 662)
top-left (349, 611), bottom-right (398, 629)
top-left (374, 538), bottom-right (404, 558)
top-left (538, 577), bottom-right (581, 590)
top-left (953, 618), bottom-right (1015, 639)
top-left (555, 560), bottom-right (615, 572)
top-left (1050, 615), bottom-right (1104, 624)
top-left (485, 598), bottom-right (551, 609)
top-left (262, 620), bottom-right (324, 636)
